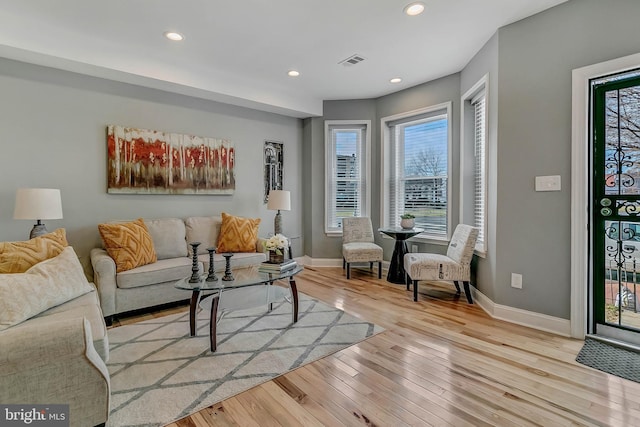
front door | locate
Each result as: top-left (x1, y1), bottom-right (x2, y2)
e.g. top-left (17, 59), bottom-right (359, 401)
top-left (592, 72), bottom-right (640, 341)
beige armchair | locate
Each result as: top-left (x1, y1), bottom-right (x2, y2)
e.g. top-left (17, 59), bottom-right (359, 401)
top-left (403, 224), bottom-right (479, 303)
top-left (341, 217), bottom-right (383, 279)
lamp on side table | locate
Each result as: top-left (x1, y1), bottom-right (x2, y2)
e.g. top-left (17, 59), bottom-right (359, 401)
top-left (13, 188), bottom-right (63, 239)
top-left (267, 190), bottom-right (290, 235)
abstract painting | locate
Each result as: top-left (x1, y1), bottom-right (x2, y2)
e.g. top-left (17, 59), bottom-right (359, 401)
top-left (107, 125), bottom-right (235, 194)
top-left (263, 140), bottom-right (283, 203)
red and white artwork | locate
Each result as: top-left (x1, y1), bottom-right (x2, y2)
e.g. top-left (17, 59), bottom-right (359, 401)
top-left (107, 125), bottom-right (235, 194)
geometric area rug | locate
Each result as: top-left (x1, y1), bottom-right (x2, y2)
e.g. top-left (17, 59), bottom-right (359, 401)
top-left (576, 337), bottom-right (640, 383)
top-left (106, 293), bottom-right (384, 427)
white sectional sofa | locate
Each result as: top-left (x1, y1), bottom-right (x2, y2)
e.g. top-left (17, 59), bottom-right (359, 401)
top-left (90, 216), bottom-right (267, 322)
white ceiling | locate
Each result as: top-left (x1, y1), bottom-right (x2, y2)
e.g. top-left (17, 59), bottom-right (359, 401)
top-left (0, 0), bottom-right (567, 117)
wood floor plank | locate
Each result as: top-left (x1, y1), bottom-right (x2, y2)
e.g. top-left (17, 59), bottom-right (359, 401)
top-left (111, 266), bottom-right (640, 426)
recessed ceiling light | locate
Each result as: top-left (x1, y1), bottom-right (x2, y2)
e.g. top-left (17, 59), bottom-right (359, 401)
top-left (390, 78), bottom-right (402, 83)
top-left (404, 2), bottom-right (426, 16)
top-left (164, 31), bottom-right (184, 41)
top-left (288, 70), bottom-right (300, 77)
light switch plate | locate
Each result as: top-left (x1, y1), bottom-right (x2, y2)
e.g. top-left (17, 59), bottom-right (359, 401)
top-left (535, 175), bottom-right (561, 192)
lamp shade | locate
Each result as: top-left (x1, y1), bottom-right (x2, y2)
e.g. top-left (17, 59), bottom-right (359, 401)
top-left (14, 188), bottom-right (63, 220)
top-left (267, 190), bottom-right (291, 211)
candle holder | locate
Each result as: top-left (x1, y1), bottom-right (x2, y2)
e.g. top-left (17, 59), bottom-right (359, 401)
top-left (222, 253), bottom-right (234, 281)
top-left (206, 247), bottom-right (218, 282)
top-left (189, 242), bottom-right (201, 283)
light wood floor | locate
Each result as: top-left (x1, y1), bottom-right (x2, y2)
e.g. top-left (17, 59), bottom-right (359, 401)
top-left (113, 266), bottom-right (640, 426)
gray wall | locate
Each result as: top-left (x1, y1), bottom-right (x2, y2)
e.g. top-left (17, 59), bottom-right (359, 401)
top-left (304, 100), bottom-right (377, 259)
top-left (0, 58), bottom-right (303, 275)
top-left (493, 0), bottom-right (640, 318)
top-left (303, 77), bottom-right (460, 260)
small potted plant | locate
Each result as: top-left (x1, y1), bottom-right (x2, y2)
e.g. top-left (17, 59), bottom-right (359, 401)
top-left (400, 213), bottom-right (415, 229)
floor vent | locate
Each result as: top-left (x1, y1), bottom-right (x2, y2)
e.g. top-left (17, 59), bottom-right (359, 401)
top-left (339, 54), bottom-right (365, 66)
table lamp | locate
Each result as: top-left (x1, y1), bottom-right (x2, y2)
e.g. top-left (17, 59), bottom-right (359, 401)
top-left (14, 188), bottom-right (63, 239)
top-left (267, 190), bottom-right (290, 235)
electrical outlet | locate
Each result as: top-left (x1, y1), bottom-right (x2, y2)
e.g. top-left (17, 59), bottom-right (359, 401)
top-left (411, 244), bottom-right (418, 253)
top-left (511, 273), bottom-right (523, 289)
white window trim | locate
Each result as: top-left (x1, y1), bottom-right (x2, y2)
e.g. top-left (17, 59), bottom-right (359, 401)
top-left (324, 119), bottom-right (372, 236)
top-left (380, 102), bottom-right (452, 243)
top-left (460, 74), bottom-right (489, 257)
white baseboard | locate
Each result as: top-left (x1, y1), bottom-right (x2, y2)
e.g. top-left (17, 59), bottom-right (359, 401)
top-left (297, 259), bottom-right (570, 337)
top-left (299, 256), bottom-right (342, 267)
top-left (472, 288), bottom-right (571, 337)
top-left (299, 257), bottom-right (390, 269)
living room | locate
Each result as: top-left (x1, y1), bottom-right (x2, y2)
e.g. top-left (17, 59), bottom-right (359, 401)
top-left (2, 0), bottom-right (640, 426)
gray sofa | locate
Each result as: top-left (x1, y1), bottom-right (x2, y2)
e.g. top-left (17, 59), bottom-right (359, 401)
top-left (90, 216), bottom-right (267, 322)
top-left (0, 286), bottom-right (110, 427)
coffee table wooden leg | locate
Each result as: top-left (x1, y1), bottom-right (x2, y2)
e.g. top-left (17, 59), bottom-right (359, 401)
top-left (289, 278), bottom-right (298, 323)
top-left (189, 290), bottom-right (201, 336)
top-left (209, 294), bottom-right (220, 352)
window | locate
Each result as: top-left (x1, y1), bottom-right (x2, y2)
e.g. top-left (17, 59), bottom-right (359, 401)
top-left (382, 103), bottom-right (451, 240)
top-left (325, 120), bottom-right (371, 234)
top-left (461, 75), bottom-right (488, 254)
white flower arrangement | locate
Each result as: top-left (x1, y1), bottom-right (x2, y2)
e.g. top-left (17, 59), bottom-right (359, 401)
top-left (264, 234), bottom-right (288, 255)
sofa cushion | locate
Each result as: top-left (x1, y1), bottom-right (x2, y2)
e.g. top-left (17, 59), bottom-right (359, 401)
top-left (0, 228), bottom-right (68, 273)
top-left (0, 246), bottom-right (93, 331)
top-left (185, 216), bottom-right (222, 255)
top-left (116, 257), bottom-right (196, 289)
top-left (98, 218), bottom-right (157, 272)
top-left (144, 218), bottom-right (188, 259)
top-left (32, 288), bottom-right (109, 362)
top-left (216, 212), bottom-right (260, 253)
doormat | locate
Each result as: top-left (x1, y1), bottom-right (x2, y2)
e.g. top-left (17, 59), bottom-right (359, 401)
top-left (576, 337), bottom-right (640, 383)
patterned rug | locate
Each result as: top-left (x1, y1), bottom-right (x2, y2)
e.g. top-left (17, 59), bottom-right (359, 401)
top-left (576, 337), bottom-right (640, 383)
top-left (106, 293), bottom-right (383, 427)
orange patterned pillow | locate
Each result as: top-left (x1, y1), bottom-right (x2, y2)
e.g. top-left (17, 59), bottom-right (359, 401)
top-left (0, 228), bottom-right (68, 274)
top-left (98, 218), bottom-right (157, 273)
top-left (216, 213), bottom-right (261, 253)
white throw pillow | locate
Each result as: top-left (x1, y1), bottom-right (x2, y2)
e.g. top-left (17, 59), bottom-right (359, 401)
top-left (0, 246), bottom-right (93, 331)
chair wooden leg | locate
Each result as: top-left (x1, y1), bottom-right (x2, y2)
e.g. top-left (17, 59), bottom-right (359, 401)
top-left (405, 273), bottom-right (410, 290)
top-left (413, 280), bottom-right (418, 302)
top-left (343, 258), bottom-right (345, 269)
top-left (370, 261), bottom-right (373, 270)
top-left (378, 261), bottom-right (382, 279)
top-left (453, 280), bottom-right (461, 294)
top-left (463, 281), bottom-right (473, 304)
top-left (346, 263), bottom-right (351, 279)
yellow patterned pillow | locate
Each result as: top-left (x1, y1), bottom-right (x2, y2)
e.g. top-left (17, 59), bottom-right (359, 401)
top-left (98, 218), bottom-right (157, 273)
top-left (0, 228), bottom-right (68, 274)
top-left (216, 213), bottom-right (261, 253)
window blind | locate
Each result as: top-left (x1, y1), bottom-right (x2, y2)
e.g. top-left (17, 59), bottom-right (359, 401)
top-left (326, 124), bottom-right (367, 233)
top-left (472, 92), bottom-right (486, 249)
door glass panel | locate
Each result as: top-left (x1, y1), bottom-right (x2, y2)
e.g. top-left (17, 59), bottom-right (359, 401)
top-left (604, 220), bottom-right (640, 328)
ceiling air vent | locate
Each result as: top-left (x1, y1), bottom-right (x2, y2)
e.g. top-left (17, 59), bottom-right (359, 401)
top-left (339, 54), bottom-right (365, 67)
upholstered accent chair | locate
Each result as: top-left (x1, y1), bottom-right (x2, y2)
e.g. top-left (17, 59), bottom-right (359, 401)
top-left (404, 224), bottom-right (479, 303)
top-left (341, 217), bottom-right (383, 280)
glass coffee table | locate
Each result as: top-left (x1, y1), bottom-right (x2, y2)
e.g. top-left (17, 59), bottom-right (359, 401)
top-left (174, 265), bottom-right (302, 352)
